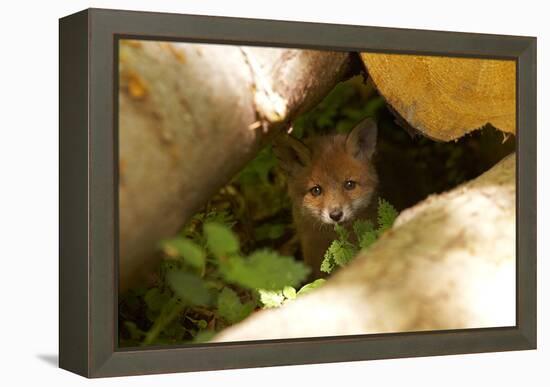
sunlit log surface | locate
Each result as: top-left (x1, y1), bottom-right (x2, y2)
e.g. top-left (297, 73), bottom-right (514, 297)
top-left (214, 154), bottom-right (516, 342)
top-left (118, 40), bottom-right (352, 290)
top-left (361, 53), bottom-right (516, 141)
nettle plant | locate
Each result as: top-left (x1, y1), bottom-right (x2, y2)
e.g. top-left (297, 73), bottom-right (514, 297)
top-left (121, 202), bottom-right (398, 346)
top-left (122, 211), bottom-right (312, 346)
top-left (321, 198), bottom-right (398, 274)
top-left (233, 199), bottom-right (399, 309)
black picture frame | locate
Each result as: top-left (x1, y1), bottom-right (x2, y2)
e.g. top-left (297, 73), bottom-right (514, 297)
top-left (59, 8), bottom-right (537, 378)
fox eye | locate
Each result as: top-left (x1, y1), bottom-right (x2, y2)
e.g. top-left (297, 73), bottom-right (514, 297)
top-left (310, 185), bottom-right (322, 197)
top-left (344, 180), bottom-right (356, 190)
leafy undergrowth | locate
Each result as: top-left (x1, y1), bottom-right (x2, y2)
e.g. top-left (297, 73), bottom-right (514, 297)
top-left (120, 212), bottom-right (311, 347)
top-left (321, 199), bottom-right (398, 275)
top-left (119, 199), bottom-right (398, 347)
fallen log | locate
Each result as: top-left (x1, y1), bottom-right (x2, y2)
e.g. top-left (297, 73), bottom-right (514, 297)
top-left (214, 153), bottom-right (516, 342)
top-left (118, 40), bottom-right (353, 290)
top-left (361, 53), bottom-right (516, 141)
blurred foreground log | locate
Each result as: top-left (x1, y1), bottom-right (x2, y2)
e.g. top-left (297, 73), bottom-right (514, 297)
top-left (118, 41), bottom-right (352, 290)
top-left (361, 53), bottom-right (516, 141)
top-left (214, 154), bottom-right (516, 341)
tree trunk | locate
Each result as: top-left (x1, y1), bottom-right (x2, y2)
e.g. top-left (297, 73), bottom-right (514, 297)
top-left (361, 53), bottom-right (516, 141)
top-left (214, 154), bottom-right (516, 342)
top-left (118, 40), bottom-right (353, 291)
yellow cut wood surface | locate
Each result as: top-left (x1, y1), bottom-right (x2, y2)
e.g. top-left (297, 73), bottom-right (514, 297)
top-left (361, 53), bottom-right (516, 141)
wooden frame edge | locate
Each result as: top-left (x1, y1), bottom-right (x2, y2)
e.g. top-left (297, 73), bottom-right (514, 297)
top-left (59, 8), bottom-right (537, 378)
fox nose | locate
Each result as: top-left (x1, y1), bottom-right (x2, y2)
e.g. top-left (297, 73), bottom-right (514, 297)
top-left (329, 209), bottom-right (343, 222)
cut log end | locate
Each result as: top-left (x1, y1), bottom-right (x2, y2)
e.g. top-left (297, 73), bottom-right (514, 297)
top-left (361, 53), bottom-right (516, 141)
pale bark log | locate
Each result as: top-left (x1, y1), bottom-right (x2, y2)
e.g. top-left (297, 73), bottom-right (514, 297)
top-left (214, 154), bottom-right (516, 342)
top-left (118, 40), bottom-right (352, 290)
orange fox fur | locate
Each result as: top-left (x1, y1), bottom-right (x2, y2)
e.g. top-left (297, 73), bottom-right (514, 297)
top-left (274, 118), bottom-right (379, 278)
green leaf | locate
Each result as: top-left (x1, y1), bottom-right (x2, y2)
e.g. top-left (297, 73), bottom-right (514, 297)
top-left (377, 198), bottom-right (398, 233)
top-left (290, 116), bottom-right (306, 138)
top-left (364, 96), bottom-right (386, 119)
top-left (353, 219), bottom-right (375, 240)
top-left (236, 146), bottom-right (278, 185)
top-left (192, 330), bottom-right (216, 343)
top-left (353, 219), bottom-right (378, 250)
top-left (254, 223), bottom-right (286, 241)
top-left (124, 321), bottom-right (145, 341)
top-left (359, 230), bottom-right (378, 250)
top-left (217, 287), bottom-right (255, 323)
top-left (297, 278), bottom-right (326, 296)
top-left (161, 238), bottom-right (205, 269)
top-left (282, 286), bottom-right (297, 300)
top-left (334, 223), bottom-right (350, 241)
top-left (335, 120), bottom-right (353, 134)
top-left (258, 289), bottom-right (285, 308)
top-left (220, 249), bottom-right (310, 290)
top-left (162, 319), bottom-right (186, 338)
top-left (177, 239), bottom-right (206, 269)
top-left (328, 240), bottom-right (356, 267)
top-left (204, 222), bottom-right (240, 258)
top-left (321, 226), bottom-right (357, 274)
top-left (144, 287), bottom-right (170, 312)
top-left (145, 307), bottom-right (160, 323)
top-left (166, 270), bottom-right (212, 306)
top-left (320, 251), bottom-right (336, 274)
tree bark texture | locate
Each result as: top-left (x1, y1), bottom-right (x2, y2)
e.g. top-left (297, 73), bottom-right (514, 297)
top-left (118, 40), bottom-right (352, 290)
top-left (214, 154), bottom-right (516, 342)
top-left (361, 53), bottom-right (516, 141)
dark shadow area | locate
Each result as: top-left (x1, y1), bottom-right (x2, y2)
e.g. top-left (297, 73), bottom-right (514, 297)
top-left (375, 112), bottom-right (515, 211)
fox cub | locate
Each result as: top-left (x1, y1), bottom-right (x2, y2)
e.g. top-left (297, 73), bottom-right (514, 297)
top-left (274, 118), bottom-right (379, 278)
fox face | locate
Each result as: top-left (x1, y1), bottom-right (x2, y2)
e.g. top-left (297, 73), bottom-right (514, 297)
top-left (275, 118), bottom-right (378, 225)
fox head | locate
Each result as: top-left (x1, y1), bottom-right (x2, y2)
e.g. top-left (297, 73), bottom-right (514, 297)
top-left (274, 118), bottom-right (378, 225)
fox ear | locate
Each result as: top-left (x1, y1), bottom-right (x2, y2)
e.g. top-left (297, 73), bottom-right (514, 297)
top-left (273, 133), bottom-right (311, 174)
top-left (346, 117), bottom-right (378, 160)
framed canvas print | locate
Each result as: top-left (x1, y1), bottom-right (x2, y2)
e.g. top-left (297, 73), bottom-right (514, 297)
top-left (59, 8), bottom-right (537, 378)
